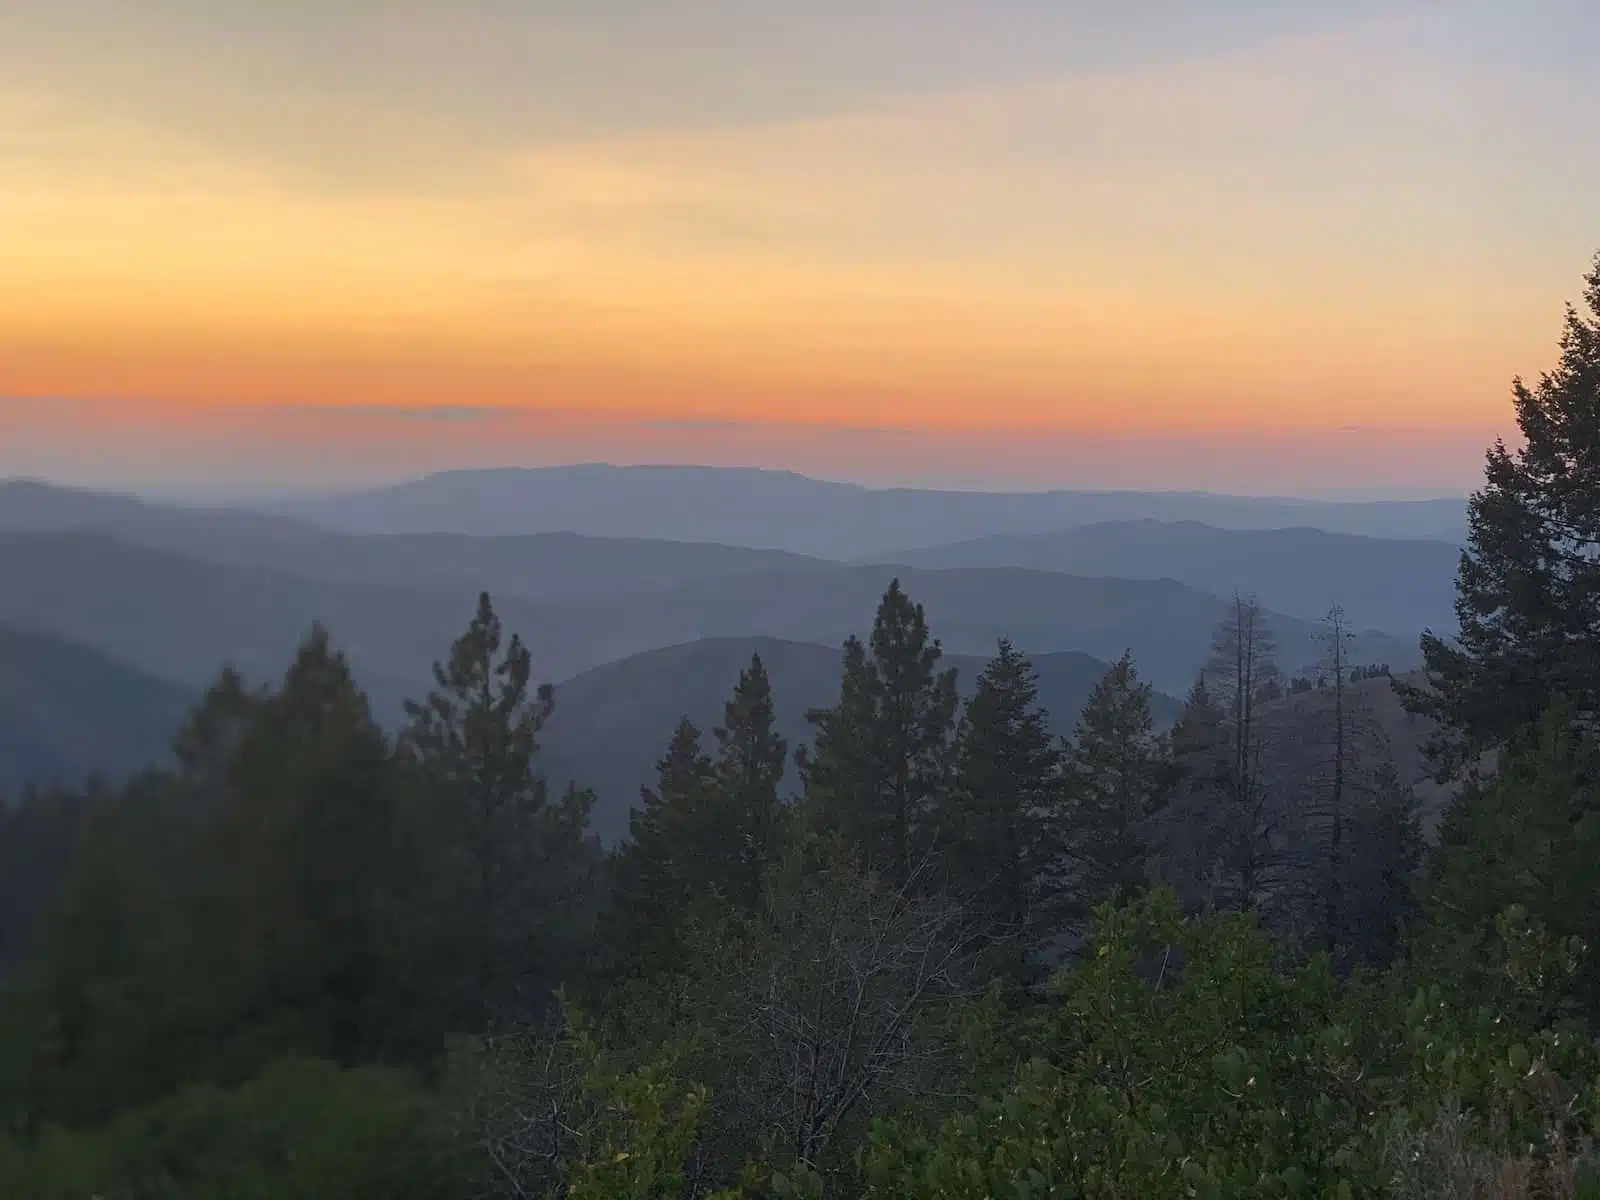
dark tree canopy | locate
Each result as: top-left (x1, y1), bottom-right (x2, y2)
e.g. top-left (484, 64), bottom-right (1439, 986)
top-left (399, 593), bottom-right (596, 1030)
top-left (1405, 253), bottom-right (1600, 773)
top-left (800, 580), bottom-right (958, 884)
top-left (1061, 651), bottom-right (1170, 923)
top-left (937, 638), bottom-right (1061, 951)
top-left (711, 653), bottom-right (789, 908)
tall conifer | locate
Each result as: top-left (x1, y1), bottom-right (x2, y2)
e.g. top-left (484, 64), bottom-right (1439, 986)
top-left (939, 640), bottom-right (1060, 942)
top-left (400, 592), bottom-right (595, 1030)
top-left (800, 581), bottom-right (958, 883)
top-left (1061, 652), bottom-right (1169, 921)
top-left (1403, 252), bottom-right (1600, 773)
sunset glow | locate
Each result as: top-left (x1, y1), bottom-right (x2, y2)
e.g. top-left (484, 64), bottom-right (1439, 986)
top-left (4, 1), bottom-right (1597, 491)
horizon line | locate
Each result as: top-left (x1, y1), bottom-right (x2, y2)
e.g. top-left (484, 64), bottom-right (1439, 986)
top-left (2, 463), bottom-right (1471, 508)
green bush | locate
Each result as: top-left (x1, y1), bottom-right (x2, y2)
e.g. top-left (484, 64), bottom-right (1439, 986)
top-left (0, 1056), bottom-right (460, 1199)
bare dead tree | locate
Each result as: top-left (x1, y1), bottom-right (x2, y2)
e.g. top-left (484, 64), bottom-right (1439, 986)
top-left (708, 856), bottom-right (992, 1173)
top-left (1316, 604), bottom-right (1355, 951)
top-left (1285, 607), bottom-right (1421, 964)
top-left (443, 1018), bottom-right (592, 1200)
top-left (1197, 594), bottom-right (1286, 911)
top-left (450, 857), bottom-right (994, 1194)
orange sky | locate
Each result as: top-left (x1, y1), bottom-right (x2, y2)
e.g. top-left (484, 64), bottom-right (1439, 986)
top-left (3, 2), bottom-right (1597, 492)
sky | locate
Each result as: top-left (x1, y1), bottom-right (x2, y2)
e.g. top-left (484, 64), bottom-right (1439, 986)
top-left (2, 0), bottom-right (1597, 496)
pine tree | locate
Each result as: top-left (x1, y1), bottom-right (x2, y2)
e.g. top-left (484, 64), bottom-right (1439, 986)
top-left (603, 719), bottom-right (716, 979)
top-left (1158, 677), bottom-right (1228, 909)
top-left (1061, 652), bottom-right (1169, 922)
top-left (938, 640), bottom-right (1061, 943)
top-left (712, 653), bottom-right (789, 909)
top-left (1421, 707), bottom-right (1600, 1023)
top-left (215, 626), bottom-right (408, 1065)
top-left (399, 592), bottom-right (595, 1031)
top-left (797, 636), bottom-right (876, 852)
top-left (1335, 763), bottom-right (1422, 970)
top-left (800, 581), bottom-right (958, 883)
top-left (1402, 252), bottom-right (1600, 774)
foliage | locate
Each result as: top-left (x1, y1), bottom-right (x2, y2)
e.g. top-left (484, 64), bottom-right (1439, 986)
top-left (0, 1056), bottom-right (460, 1199)
top-left (1404, 252), bottom-right (1600, 775)
top-left (601, 717), bottom-right (719, 981)
top-left (936, 638), bottom-right (1062, 963)
top-left (399, 591), bottom-right (599, 1030)
top-left (0, 630), bottom-right (428, 1125)
top-left (800, 579), bottom-right (959, 883)
top-left (711, 652), bottom-right (790, 909)
top-left (1420, 707), bottom-right (1600, 1024)
top-left (6, 261), bottom-right (1600, 1200)
top-left (859, 891), bottom-right (1600, 1199)
top-left (1061, 652), bottom-right (1171, 925)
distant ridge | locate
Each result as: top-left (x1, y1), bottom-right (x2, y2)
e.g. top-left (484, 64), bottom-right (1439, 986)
top-left (0, 625), bottom-right (192, 795)
top-left (879, 520), bottom-right (1462, 633)
top-left (280, 463), bottom-right (1468, 556)
top-left (0, 479), bottom-right (837, 602)
top-left (0, 531), bottom-right (1415, 714)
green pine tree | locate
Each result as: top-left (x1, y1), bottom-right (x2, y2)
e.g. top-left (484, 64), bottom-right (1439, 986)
top-left (800, 581), bottom-right (958, 883)
top-left (602, 718), bottom-right (716, 980)
top-left (938, 639), bottom-right (1061, 944)
top-left (1335, 761), bottom-right (1422, 971)
top-left (1421, 706), bottom-right (1600, 1024)
top-left (26, 628), bottom-right (419, 1122)
top-left (711, 653), bottom-right (789, 909)
top-left (1061, 652), bottom-right (1169, 922)
top-left (399, 592), bottom-right (596, 1031)
top-left (213, 626), bottom-right (410, 1066)
top-left (1157, 675), bottom-right (1229, 908)
top-left (1402, 252), bottom-right (1600, 775)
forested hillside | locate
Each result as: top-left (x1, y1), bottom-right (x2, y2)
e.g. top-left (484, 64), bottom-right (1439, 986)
top-left (0, 255), bottom-right (1593, 1199)
top-left (540, 636), bottom-right (1180, 843)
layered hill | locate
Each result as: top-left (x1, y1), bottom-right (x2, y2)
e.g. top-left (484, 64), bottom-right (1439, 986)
top-left (0, 533), bottom-right (1416, 710)
top-left (0, 480), bottom-right (833, 602)
top-left (282, 465), bottom-right (1469, 555)
top-left (0, 626), bottom-right (191, 796)
top-left (881, 521), bottom-right (1462, 633)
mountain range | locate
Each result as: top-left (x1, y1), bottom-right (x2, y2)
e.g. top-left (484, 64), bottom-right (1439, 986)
top-left (880, 521), bottom-right (1462, 634)
top-left (280, 465), bottom-right (1469, 556)
top-left (0, 529), bottom-right (1414, 708)
top-left (0, 468), bottom-right (1459, 837)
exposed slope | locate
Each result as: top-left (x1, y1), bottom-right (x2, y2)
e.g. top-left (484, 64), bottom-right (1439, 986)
top-left (880, 521), bottom-right (1461, 633)
top-left (540, 636), bottom-right (1181, 844)
top-left (0, 626), bottom-right (192, 795)
top-left (286, 464), bottom-right (1468, 556)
